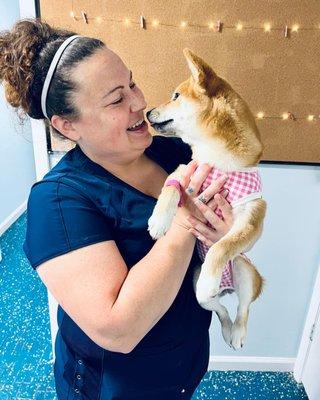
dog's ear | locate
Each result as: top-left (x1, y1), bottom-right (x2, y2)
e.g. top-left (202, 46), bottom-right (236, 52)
top-left (183, 48), bottom-right (220, 95)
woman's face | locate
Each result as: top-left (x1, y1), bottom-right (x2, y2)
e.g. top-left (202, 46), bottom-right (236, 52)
top-left (69, 46), bottom-right (153, 165)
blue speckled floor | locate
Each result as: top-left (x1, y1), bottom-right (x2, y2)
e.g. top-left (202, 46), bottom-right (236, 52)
top-left (0, 212), bottom-right (308, 400)
top-left (0, 213), bottom-right (57, 400)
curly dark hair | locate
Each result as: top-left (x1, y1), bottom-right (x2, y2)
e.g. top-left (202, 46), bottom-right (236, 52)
top-left (0, 18), bottom-right (105, 138)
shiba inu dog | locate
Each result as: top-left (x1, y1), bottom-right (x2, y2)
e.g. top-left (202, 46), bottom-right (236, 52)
top-left (146, 49), bottom-right (266, 349)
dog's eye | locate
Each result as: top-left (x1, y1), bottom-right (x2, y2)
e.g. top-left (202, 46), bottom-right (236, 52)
top-left (172, 92), bottom-right (180, 101)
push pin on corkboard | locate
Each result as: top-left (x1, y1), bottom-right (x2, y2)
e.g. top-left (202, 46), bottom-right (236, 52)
top-left (282, 112), bottom-right (296, 121)
top-left (284, 25), bottom-right (290, 38)
top-left (140, 15), bottom-right (146, 29)
top-left (288, 112), bottom-right (296, 121)
top-left (215, 20), bottom-right (223, 32)
top-left (81, 11), bottom-right (88, 24)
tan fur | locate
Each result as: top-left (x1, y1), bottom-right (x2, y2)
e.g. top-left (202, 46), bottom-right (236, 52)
top-left (147, 48), bottom-right (267, 349)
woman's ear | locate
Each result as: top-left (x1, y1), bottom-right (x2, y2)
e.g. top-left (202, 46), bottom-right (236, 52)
top-left (50, 115), bottom-right (80, 141)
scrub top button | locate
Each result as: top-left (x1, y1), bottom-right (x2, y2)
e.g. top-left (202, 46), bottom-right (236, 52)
top-left (181, 388), bottom-right (186, 393)
top-left (76, 374), bottom-right (81, 380)
top-left (74, 388), bottom-right (80, 394)
top-left (78, 359), bottom-right (83, 365)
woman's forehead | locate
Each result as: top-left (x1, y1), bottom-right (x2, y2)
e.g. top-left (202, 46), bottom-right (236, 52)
top-left (73, 47), bottom-right (129, 94)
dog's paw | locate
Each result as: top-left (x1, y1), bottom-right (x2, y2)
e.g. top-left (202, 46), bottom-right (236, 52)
top-left (221, 320), bottom-right (233, 346)
top-left (195, 269), bottom-right (221, 306)
top-left (148, 208), bottom-right (176, 239)
top-left (230, 323), bottom-right (247, 350)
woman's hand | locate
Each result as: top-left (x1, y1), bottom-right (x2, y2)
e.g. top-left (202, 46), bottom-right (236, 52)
top-left (173, 160), bottom-right (233, 245)
top-left (188, 193), bottom-right (233, 245)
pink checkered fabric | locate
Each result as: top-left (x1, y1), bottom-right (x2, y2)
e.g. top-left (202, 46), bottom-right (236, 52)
top-left (196, 165), bottom-right (262, 292)
top-left (200, 166), bottom-right (262, 217)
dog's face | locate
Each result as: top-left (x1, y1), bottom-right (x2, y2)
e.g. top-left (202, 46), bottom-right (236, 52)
top-left (147, 49), bottom-right (261, 152)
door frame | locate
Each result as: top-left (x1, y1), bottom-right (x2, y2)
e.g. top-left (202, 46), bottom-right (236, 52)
top-left (20, 0), bottom-right (58, 361)
top-left (294, 262), bottom-right (320, 382)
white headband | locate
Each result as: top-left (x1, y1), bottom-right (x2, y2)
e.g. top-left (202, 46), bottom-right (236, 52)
top-left (41, 35), bottom-right (81, 119)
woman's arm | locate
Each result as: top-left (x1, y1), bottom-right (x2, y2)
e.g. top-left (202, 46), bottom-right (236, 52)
top-left (106, 208), bottom-right (196, 352)
top-left (37, 213), bottom-right (194, 354)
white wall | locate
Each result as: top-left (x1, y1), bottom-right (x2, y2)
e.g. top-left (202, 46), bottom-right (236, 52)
top-left (0, 1), bottom-right (36, 228)
top-left (210, 163), bottom-right (320, 361)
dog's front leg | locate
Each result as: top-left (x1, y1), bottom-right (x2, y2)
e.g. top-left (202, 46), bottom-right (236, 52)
top-left (196, 199), bottom-right (266, 304)
top-left (148, 164), bottom-right (187, 239)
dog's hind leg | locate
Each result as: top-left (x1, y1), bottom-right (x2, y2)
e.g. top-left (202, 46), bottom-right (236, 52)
top-left (193, 266), bottom-right (233, 346)
top-left (196, 198), bottom-right (266, 303)
top-left (230, 255), bottom-right (264, 350)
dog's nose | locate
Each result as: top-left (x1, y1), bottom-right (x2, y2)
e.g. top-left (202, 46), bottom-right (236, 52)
top-left (146, 109), bottom-right (155, 120)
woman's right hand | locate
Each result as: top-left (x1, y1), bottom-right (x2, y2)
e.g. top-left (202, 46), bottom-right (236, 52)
top-left (173, 161), bottom-right (228, 229)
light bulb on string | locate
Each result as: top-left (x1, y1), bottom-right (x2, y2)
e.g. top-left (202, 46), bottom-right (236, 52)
top-left (180, 21), bottom-right (187, 28)
top-left (152, 19), bottom-right (159, 28)
top-left (257, 112), bottom-right (265, 119)
top-left (208, 22), bottom-right (215, 30)
top-left (282, 112), bottom-right (289, 120)
top-left (96, 16), bottom-right (102, 24)
top-left (307, 115), bottom-right (315, 121)
top-left (124, 18), bottom-right (131, 26)
top-left (292, 24), bottom-right (299, 32)
top-left (264, 23), bottom-right (271, 33)
top-left (236, 22), bottom-right (243, 31)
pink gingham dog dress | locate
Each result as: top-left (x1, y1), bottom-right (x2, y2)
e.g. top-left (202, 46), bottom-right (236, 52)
top-left (166, 165), bottom-right (262, 293)
top-left (196, 166), bottom-right (262, 292)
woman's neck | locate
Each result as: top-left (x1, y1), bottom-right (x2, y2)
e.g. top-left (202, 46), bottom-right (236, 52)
top-left (80, 144), bottom-right (148, 178)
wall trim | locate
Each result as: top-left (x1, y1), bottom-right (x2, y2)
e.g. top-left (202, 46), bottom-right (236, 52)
top-left (208, 356), bottom-right (295, 372)
top-left (0, 201), bottom-right (27, 237)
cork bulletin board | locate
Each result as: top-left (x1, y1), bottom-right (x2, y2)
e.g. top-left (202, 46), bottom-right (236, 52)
top-left (39, 0), bottom-right (320, 164)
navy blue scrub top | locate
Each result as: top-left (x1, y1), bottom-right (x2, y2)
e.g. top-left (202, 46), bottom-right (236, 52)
top-left (23, 136), bottom-right (212, 400)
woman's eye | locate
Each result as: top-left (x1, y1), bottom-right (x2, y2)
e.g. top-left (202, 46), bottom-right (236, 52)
top-left (110, 83), bottom-right (136, 105)
top-left (112, 98), bottom-right (123, 105)
top-left (172, 92), bottom-right (180, 101)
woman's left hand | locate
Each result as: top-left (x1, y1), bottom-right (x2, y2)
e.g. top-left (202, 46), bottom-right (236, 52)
top-left (187, 192), bottom-right (233, 246)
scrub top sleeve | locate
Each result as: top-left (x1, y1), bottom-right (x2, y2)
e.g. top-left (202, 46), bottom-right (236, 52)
top-left (23, 180), bottom-right (114, 270)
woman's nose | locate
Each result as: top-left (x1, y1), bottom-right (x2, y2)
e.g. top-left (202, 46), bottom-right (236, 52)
top-left (130, 91), bottom-right (147, 113)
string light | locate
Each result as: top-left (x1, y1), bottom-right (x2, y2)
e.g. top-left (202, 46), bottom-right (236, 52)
top-left (282, 112), bottom-right (289, 120)
top-left (152, 19), bottom-right (159, 28)
top-left (68, 10), bottom-right (320, 38)
top-left (264, 23), bottom-right (271, 33)
top-left (257, 112), bottom-right (265, 119)
top-left (253, 112), bottom-right (318, 121)
top-left (292, 24), bottom-right (299, 32)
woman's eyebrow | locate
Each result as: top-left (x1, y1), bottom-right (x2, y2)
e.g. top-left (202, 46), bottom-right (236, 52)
top-left (102, 70), bottom-right (132, 99)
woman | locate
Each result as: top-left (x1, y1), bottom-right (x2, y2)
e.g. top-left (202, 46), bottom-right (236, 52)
top-left (0, 19), bottom-right (233, 399)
